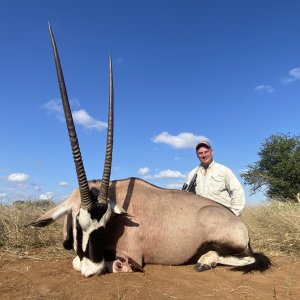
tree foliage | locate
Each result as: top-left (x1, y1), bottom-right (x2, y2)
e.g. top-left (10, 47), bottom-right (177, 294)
top-left (241, 133), bottom-right (300, 202)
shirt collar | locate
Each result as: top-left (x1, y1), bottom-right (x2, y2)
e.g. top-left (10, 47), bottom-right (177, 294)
top-left (200, 160), bottom-right (215, 170)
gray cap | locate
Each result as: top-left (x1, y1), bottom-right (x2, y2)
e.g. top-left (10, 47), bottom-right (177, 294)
top-left (196, 140), bottom-right (212, 151)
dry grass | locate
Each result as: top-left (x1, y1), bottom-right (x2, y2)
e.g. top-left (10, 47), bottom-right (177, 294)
top-left (0, 201), bottom-right (63, 253)
top-left (242, 201), bottom-right (300, 257)
top-left (0, 200), bottom-right (299, 258)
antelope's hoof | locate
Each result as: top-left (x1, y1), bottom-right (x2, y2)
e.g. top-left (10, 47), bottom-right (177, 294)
top-left (194, 263), bottom-right (211, 272)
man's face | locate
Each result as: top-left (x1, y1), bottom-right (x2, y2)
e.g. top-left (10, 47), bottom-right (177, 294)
top-left (197, 146), bottom-right (213, 168)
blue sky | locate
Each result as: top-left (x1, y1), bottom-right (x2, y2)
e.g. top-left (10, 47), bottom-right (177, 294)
top-left (1, 0), bottom-right (300, 204)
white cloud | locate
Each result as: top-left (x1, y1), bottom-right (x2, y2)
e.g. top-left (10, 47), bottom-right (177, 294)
top-left (154, 169), bottom-right (186, 179)
top-left (289, 67), bottom-right (300, 80)
top-left (43, 99), bottom-right (62, 113)
top-left (283, 67), bottom-right (300, 84)
top-left (0, 193), bottom-right (6, 197)
top-left (255, 85), bottom-right (274, 94)
top-left (138, 167), bottom-right (150, 176)
top-left (39, 192), bottom-right (54, 201)
top-left (72, 109), bottom-right (107, 131)
top-left (166, 182), bottom-right (184, 189)
top-left (42, 99), bottom-right (106, 131)
top-left (152, 132), bottom-right (208, 149)
top-left (7, 173), bottom-right (29, 183)
top-left (31, 183), bottom-right (42, 191)
top-left (42, 99), bottom-right (64, 121)
top-left (59, 181), bottom-right (68, 187)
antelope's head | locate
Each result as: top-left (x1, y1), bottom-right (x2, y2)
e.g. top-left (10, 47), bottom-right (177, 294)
top-left (49, 24), bottom-right (116, 277)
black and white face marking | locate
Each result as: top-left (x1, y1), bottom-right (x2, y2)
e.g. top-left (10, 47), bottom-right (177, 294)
top-left (73, 202), bottom-right (112, 277)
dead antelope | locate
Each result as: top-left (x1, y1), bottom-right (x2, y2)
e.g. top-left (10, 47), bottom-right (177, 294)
top-left (30, 24), bottom-right (272, 277)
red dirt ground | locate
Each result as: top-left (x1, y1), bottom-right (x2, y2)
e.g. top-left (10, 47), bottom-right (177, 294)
top-left (0, 249), bottom-right (299, 300)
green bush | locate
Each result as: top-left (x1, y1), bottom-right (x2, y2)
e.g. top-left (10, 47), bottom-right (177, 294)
top-left (242, 133), bottom-right (300, 202)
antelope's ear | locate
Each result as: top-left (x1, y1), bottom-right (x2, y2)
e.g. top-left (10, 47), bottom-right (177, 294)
top-left (108, 199), bottom-right (130, 216)
top-left (27, 217), bottom-right (55, 227)
top-left (26, 200), bottom-right (71, 227)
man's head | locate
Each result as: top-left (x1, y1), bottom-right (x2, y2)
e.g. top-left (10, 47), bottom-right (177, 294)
top-left (196, 140), bottom-right (213, 168)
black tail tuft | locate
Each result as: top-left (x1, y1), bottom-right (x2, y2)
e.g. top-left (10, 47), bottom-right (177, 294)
top-left (231, 252), bottom-right (273, 273)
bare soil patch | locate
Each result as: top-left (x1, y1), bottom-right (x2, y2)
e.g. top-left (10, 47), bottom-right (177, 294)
top-left (0, 249), bottom-right (299, 300)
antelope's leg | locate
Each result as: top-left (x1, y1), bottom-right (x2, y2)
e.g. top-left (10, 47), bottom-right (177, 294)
top-left (194, 251), bottom-right (219, 272)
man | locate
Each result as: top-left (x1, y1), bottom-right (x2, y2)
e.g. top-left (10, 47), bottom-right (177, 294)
top-left (185, 140), bottom-right (245, 216)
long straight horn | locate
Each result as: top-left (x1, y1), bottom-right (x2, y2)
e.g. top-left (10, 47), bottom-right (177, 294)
top-left (98, 56), bottom-right (114, 204)
top-left (48, 23), bottom-right (92, 210)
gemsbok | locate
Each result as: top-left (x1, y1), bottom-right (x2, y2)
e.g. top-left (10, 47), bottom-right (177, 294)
top-left (30, 24), bottom-right (272, 277)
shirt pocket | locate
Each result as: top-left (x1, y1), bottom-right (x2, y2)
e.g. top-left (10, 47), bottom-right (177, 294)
top-left (210, 175), bottom-right (226, 193)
